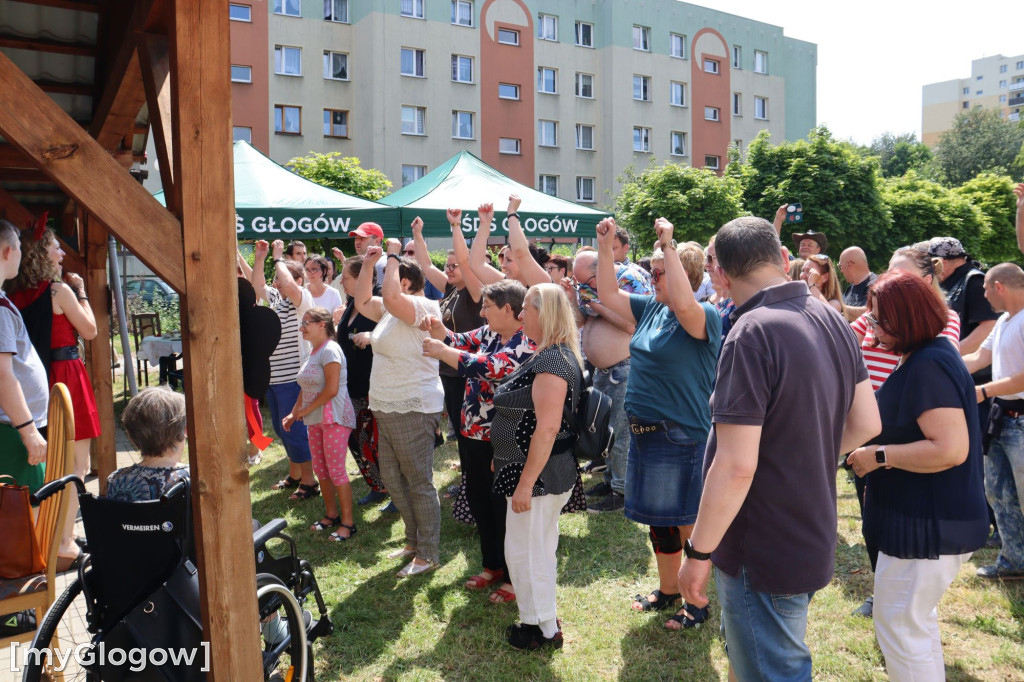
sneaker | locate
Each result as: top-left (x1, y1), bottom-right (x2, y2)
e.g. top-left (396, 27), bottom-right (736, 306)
top-left (358, 489), bottom-right (387, 505)
top-left (583, 459), bottom-right (607, 474)
top-left (505, 622), bottom-right (563, 651)
top-left (852, 596), bottom-right (873, 618)
top-left (587, 491), bottom-right (624, 513)
top-left (976, 563), bottom-right (1024, 580)
top-left (585, 481), bottom-right (612, 498)
top-left (0, 611), bottom-right (36, 637)
top-left (380, 501), bottom-right (399, 514)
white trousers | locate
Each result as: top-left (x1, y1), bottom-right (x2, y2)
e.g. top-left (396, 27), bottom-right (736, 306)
top-left (504, 491), bottom-right (572, 625)
top-left (873, 551), bottom-right (971, 682)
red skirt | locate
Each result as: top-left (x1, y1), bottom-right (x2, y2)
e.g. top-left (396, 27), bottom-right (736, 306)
top-left (50, 358), bottom-right (101, 441)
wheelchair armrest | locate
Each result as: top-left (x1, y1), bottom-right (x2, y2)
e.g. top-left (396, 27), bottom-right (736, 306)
top-left (253, 518), bottom-right (288, 549)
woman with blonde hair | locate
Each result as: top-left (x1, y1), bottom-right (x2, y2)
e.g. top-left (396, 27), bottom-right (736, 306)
top-left (490, 283), bottom-right (582, 650)
top-left (801, 254), bottom-right (845, 313)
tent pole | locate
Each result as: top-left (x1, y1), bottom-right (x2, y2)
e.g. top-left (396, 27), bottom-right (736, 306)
top-left (108, 236), bottom-right (137, 397)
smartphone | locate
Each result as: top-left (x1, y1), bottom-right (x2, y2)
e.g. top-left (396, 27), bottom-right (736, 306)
top-left (785, 203), bottom-right (803, 224)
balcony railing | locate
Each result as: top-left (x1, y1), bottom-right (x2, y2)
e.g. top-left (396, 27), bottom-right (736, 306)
top-left (1009, 81), bottom-right (1024, 92)
top-left (1010, 113), bottom-right (1021, 122)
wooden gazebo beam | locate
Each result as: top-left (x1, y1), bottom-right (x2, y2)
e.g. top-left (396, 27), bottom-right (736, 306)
top-left (0, 184), bottom-right (84, 273)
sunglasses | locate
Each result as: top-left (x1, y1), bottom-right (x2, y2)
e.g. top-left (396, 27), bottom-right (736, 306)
top-left (864, 313), bottom-right (888, 331)
top-left (651, 268), bottom-right (666, 284)
top-left (444, 263), bottom-right (459, 271)
top-left (403, 250), bottom-right (415, 256)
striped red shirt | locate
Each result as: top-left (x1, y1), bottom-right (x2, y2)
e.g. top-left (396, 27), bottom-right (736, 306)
top-left (851, 309), bottom-right (961, 391)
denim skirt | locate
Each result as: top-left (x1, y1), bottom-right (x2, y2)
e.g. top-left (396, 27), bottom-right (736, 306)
top-left (623, 415), bottom-right (705, 526)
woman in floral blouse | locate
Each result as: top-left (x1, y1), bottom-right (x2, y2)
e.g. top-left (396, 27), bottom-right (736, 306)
top-left (422, 279), bottom-right (534, 604)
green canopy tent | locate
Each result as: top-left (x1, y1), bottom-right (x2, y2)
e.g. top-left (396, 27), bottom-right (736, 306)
top-left (379, 151), bottom-right (610, 239)
top-left (152, 141), bottom-right (400, 238)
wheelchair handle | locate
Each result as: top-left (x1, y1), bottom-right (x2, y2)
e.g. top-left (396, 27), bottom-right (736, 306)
top-left (161, 479), bottom-right (189, 503)
top-left (31, 474), bottom-right (87, 505)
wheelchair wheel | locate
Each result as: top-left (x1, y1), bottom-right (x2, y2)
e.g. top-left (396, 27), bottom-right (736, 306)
top-left (257, 573), bottom-right (309, 681)
top-left (22, 576), bottom-right (99, 681)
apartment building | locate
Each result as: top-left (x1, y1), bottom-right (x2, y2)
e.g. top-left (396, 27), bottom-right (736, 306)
top-left (228, 0), bottom-right (817, 204)
top-left (922, 53), bottom-right (1024, 147)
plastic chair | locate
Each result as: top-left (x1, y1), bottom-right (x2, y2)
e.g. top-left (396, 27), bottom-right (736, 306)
top-left (131, 312), bottom-right (160, 387)
top-left (0, 384), bottom-right (76, 663)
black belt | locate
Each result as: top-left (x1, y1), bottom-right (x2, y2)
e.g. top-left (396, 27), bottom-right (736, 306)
top-left (51, 345), bottom-right (79, 361)
top-left (628, 418), bottom-right (682, 435)
top-left (995, 398), bottom-right (1024, 418)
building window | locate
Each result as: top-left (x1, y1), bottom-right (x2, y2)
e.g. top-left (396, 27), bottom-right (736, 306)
top-left (451, 0), bottom-right (473, 26)
top-left (976, 75), bottom-right (983, 81)
top-left (670, 131), bottom-right (686, 156)
top-left (754, 96), bottom-right (768, 119)
top-left (451, 110), bottom-right (474, 139)
top-left (633, 25), bottom-right (650, 51)
top-left (1018, 61), bottom-right (1024, 70)
top-left (574, 21), bottom-right (593, 47)
top-left (704, 106), bottom-right (720, 121)
top-left (274, 105), bottom-right (301, 134)
top-left (632, 126), bottom-right (651, 153)
top-left (231, 65), bottom-right (252, 83)
top-left (703, 58), bottom-right (719, 74)
top-left (575, 73), bottom-right (593, 98)
top-left (633, 75), bottom-right (650, 102)
top-left (323, 51), bottom-right (349, 80)
top-left (499, 138), bottom-right (521, 154)
top-left (274, 0), bottom-right (299, 16)
top-left (324, 0), bottom-right (349, 22)
top-left (274, 46), bottom-right (302, 76)
top-left (497, 28), bottom-right (519, 45)
top-left (576, 177), bottom-right (595, 202)
top-left (670, 81), bottom-right (686, 106)
top-left (705, 155), bottom-right (720, 170)
top-left (538, 14), bottom-right (557, 41)
top-left (538, 120), bottom-right (558, 147)
top-left (539, 175), bottom-right (558, 196)
top-left (324, 109), bottom-right (349, 138)
top-left (732, 45), bottom-right (742, 69)
top-left (670, 33), bottom-right (686, 58)
top-left (402, 165), bottom-right (426, 187)
top-left (451, 55), bottom-right (473, 83)
top-left (1000, 80), bottom-right (1007, 88)
top-left (963, 86), bottom-right (970, 95)
top-left (401, 48), bottom-right (425, 77)
top-left (401, 0), bottom-right (424, 18)
top-left (732, 92), bottom-right (741, 116)
top-left (733, 139), bottom-right (743, 152)
top-left (537, 67), bottom-right (557, 94)
top-left (1001, 64), bottom-right (1008, 73)
top-left (976, 90), bottom-right (983, 95)
top-left (229, 4), bottom-right (251, 21)
top-left (575, 124), bottom-right (594, 150)
top-left (401, 106), bottom-right (426, 135)
top-left (754, 50), bottom-right (768, 74)
top-left (962, 101), bottom-right (969, 109)
top-left (498, 83), bottom-right (520, 99)
top-left (233, 126), bottom-right (252, 143)
top-left (1000, 95), bottom-right (1007, 103)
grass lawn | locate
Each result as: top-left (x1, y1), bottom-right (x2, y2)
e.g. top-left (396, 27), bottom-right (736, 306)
top-left (242, 437), bottom-right (1024, 682)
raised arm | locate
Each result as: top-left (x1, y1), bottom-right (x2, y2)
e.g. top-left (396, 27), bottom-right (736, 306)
top-left (506, 194), bottom-right (549, 287)
top-left (409, 216), bottom-right (448, 293)
top-left (54, 273), bottom-right (97, 340)
top-left (468, 203), bottom-right (505, 285)
top-left (381, 238), bottom-right (421, 327)
top-left (236, 247), bottom-right (253, 281)
top-left (353, 246), bottom-right (384, 322)
top-left (270, 240), bottom-right (303, 307)
top-left (594, 218), bottom-right (636, 323)
top-left (251, 239), bottom-right (270, 303)
top-left (772, 203), bottom-right (788, 237)
top-left (655, 218), bottom-right (708, 340)
top-left (450, 208), bottom-right (483, 301)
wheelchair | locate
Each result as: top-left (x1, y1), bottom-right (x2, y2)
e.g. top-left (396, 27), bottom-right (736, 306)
top-left (22, 475), bottom-right (333, 681)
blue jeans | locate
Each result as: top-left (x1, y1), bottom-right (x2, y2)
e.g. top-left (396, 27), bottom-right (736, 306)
top-left (592, 359), bottom-right (630, 495)
top-left (986, 416), bottom-right (1024, 570)
top-left (266, 382), bottom-right (311, 464)
top-left (623, 417), bottom-right (704, 526)
top-left (716, 565), bottom-right (814, 681)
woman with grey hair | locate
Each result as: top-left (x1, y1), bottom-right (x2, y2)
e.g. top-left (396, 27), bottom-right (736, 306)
top-left (107, 387), bottom-right (190, 502)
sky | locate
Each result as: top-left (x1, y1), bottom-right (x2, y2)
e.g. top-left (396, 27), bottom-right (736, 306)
top-left (687, 0), bottom-right (1024, 145)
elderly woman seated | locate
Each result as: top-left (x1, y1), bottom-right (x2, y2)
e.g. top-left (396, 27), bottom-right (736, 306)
top-left (106, 387), bottom-right (190, 502)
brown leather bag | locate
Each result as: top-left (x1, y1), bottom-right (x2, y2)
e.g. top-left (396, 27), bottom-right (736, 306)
top-left (0, 475), bottom-right (45, 579)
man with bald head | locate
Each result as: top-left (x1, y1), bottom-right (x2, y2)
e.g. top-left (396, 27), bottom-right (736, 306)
top-left (839, 246), bottom-right (877, 314)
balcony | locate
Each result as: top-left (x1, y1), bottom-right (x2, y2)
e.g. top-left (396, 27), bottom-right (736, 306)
top-left (1009, 95), bottom-right (1024, 107)
top-left (1010, 113), bottom-right (1021, 122)
top-left (1009, 81), bottom-right (1024, 91)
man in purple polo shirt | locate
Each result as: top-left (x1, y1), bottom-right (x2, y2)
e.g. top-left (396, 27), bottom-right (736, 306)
top-left (679, 216), bottom-right (880, 679)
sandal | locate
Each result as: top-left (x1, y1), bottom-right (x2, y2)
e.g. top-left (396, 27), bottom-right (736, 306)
top-left (632, 589), bottom-right (681, 612)
top-left (290, 483), bottom-right (320, 501)
top-left (665, 603), bottom-right (710, 630)
top-left (310, 516), bottom-right (341, 531)
top-left (328, 523), bottom-right (357, 542)
top-left (465, 570), bottom-right (504, 591)
top-left (271, 476), bottom-right (300, 491)
top-left (488, 586), bottom-right (516, 604)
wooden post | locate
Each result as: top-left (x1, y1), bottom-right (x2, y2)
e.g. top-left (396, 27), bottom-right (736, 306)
top-left (169, 0), bottom-right (262, 678)
top-left (85, 215), bottom-right (116, 494)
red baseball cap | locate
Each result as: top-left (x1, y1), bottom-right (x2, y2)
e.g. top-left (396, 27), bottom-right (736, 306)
top-left (352, 222), bottom-right (384, 239)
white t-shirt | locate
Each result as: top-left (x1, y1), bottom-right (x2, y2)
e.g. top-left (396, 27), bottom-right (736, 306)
top-left (310, 285), bottom-right (343, 313)
top-left (368, 296), bottom-right (444, 414)
top-left (982, 310), bottom-right (1024, 399)
top-left (267, 286), bottom-right (313, 385)
top-left (296, 340), bottom-right (356, 427)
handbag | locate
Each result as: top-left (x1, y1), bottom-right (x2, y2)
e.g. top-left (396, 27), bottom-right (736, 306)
top-left (0, 475), bottom-right (45, 579)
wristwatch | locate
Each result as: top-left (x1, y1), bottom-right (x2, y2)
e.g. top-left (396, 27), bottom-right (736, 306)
top-left (874, 445), bottom-right (887, 466)
top-left (683, 538), bottom-right (711, 561)
top-left (387, 253), bottom-right (402, 263)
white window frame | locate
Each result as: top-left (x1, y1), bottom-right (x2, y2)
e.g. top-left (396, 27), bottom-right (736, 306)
top-left (574, 21), bottom-right (593, 47)
top-left (633, 25), bottom-right (650, 51)
top-left (963, 86), bottom-right (970, 95)
top-left (274, 104), bottom-right (301, 134)
top-left (703, 58), bottom-right (720, 75)
top-left (704, 155), bottom-right (720, 170)
top-left (539, 175), bottom-right (558, 196)
top-left (538, 119), bottom-right (558, 147)
top-left (670, 81), bottom-right (686, 107)
top-left (754, 96), bottom-right (768, 120)
top-left (732, 45), bottom-right (742, 69)
top-left (231, 65), bottom-right (252, 83)
top-left (274, 0), bottom-right (300, 17)
top-left (632, 126), bottom-right (651, 153)
top-left (324, 0), bottom-right (349, 23)
top-left (537, 67), bottom-right (557, 94)
top-left (575, 124), bottom-right (594, 151)
top-left (451, 0), bottom-right (473, 26)
top-left (323, 108), bottom-right (349, 138)
top-left (670, 131), bottom-right (687, 157)
top-left (633, 75), bottom-right (650, 102)
top-left (229, 4), bottom-right (252, 21)
top-left (451, 110), bottom-right (474, 139)
top-left (401, 105), bottom-right (426, 135)
top-left (705, 106), bottom-right (720, 121)
top-left (401, 0), bottom-right (424, 19)
top-left (402, 164), bottom-right (427, 187)
top-left (1001, 64), bottom-right (1008, 73)
top-left (401, 48), bottom-right (425, 78)
top-left (754, 50), bottom-right (768, 74)
top-left (576, 176), bottom-right (595, 203)
top-left (323, 51), bottom-right (349, 81)
top-left (274, 45), bottom-right (302, 76)
top-left (451, 54), bottom-right (473, 83)
top-left (498, 83), bottom-right (520, 100)
top-left (233, 126), bottom-right (253, 142)
top-left (499, 138), bottom-right (521, 155)
top-left (575, 72), bottom-right (593, 99)
top-left (670, 33), bottom-right (686, 59)
top-left (732, 92), bottom-right (742, 116)
top-left (497, 28), bottom-right (519, 45)
top-left (538, 14), bottom-right (558, 41)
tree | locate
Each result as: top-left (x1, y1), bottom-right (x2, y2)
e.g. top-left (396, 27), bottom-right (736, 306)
top-left (933, 108), bottom-right (1024, 187)
top-left (285, 151), bottom-right (392, 200)
top-left (730, 127), bottom-right (892, 266)
top-left (953, 172), bottom-right (1018, 266)
top-left (862, 132), bottom-right (933, 178)
top-left (615, 161), bottom-right (744, 252)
